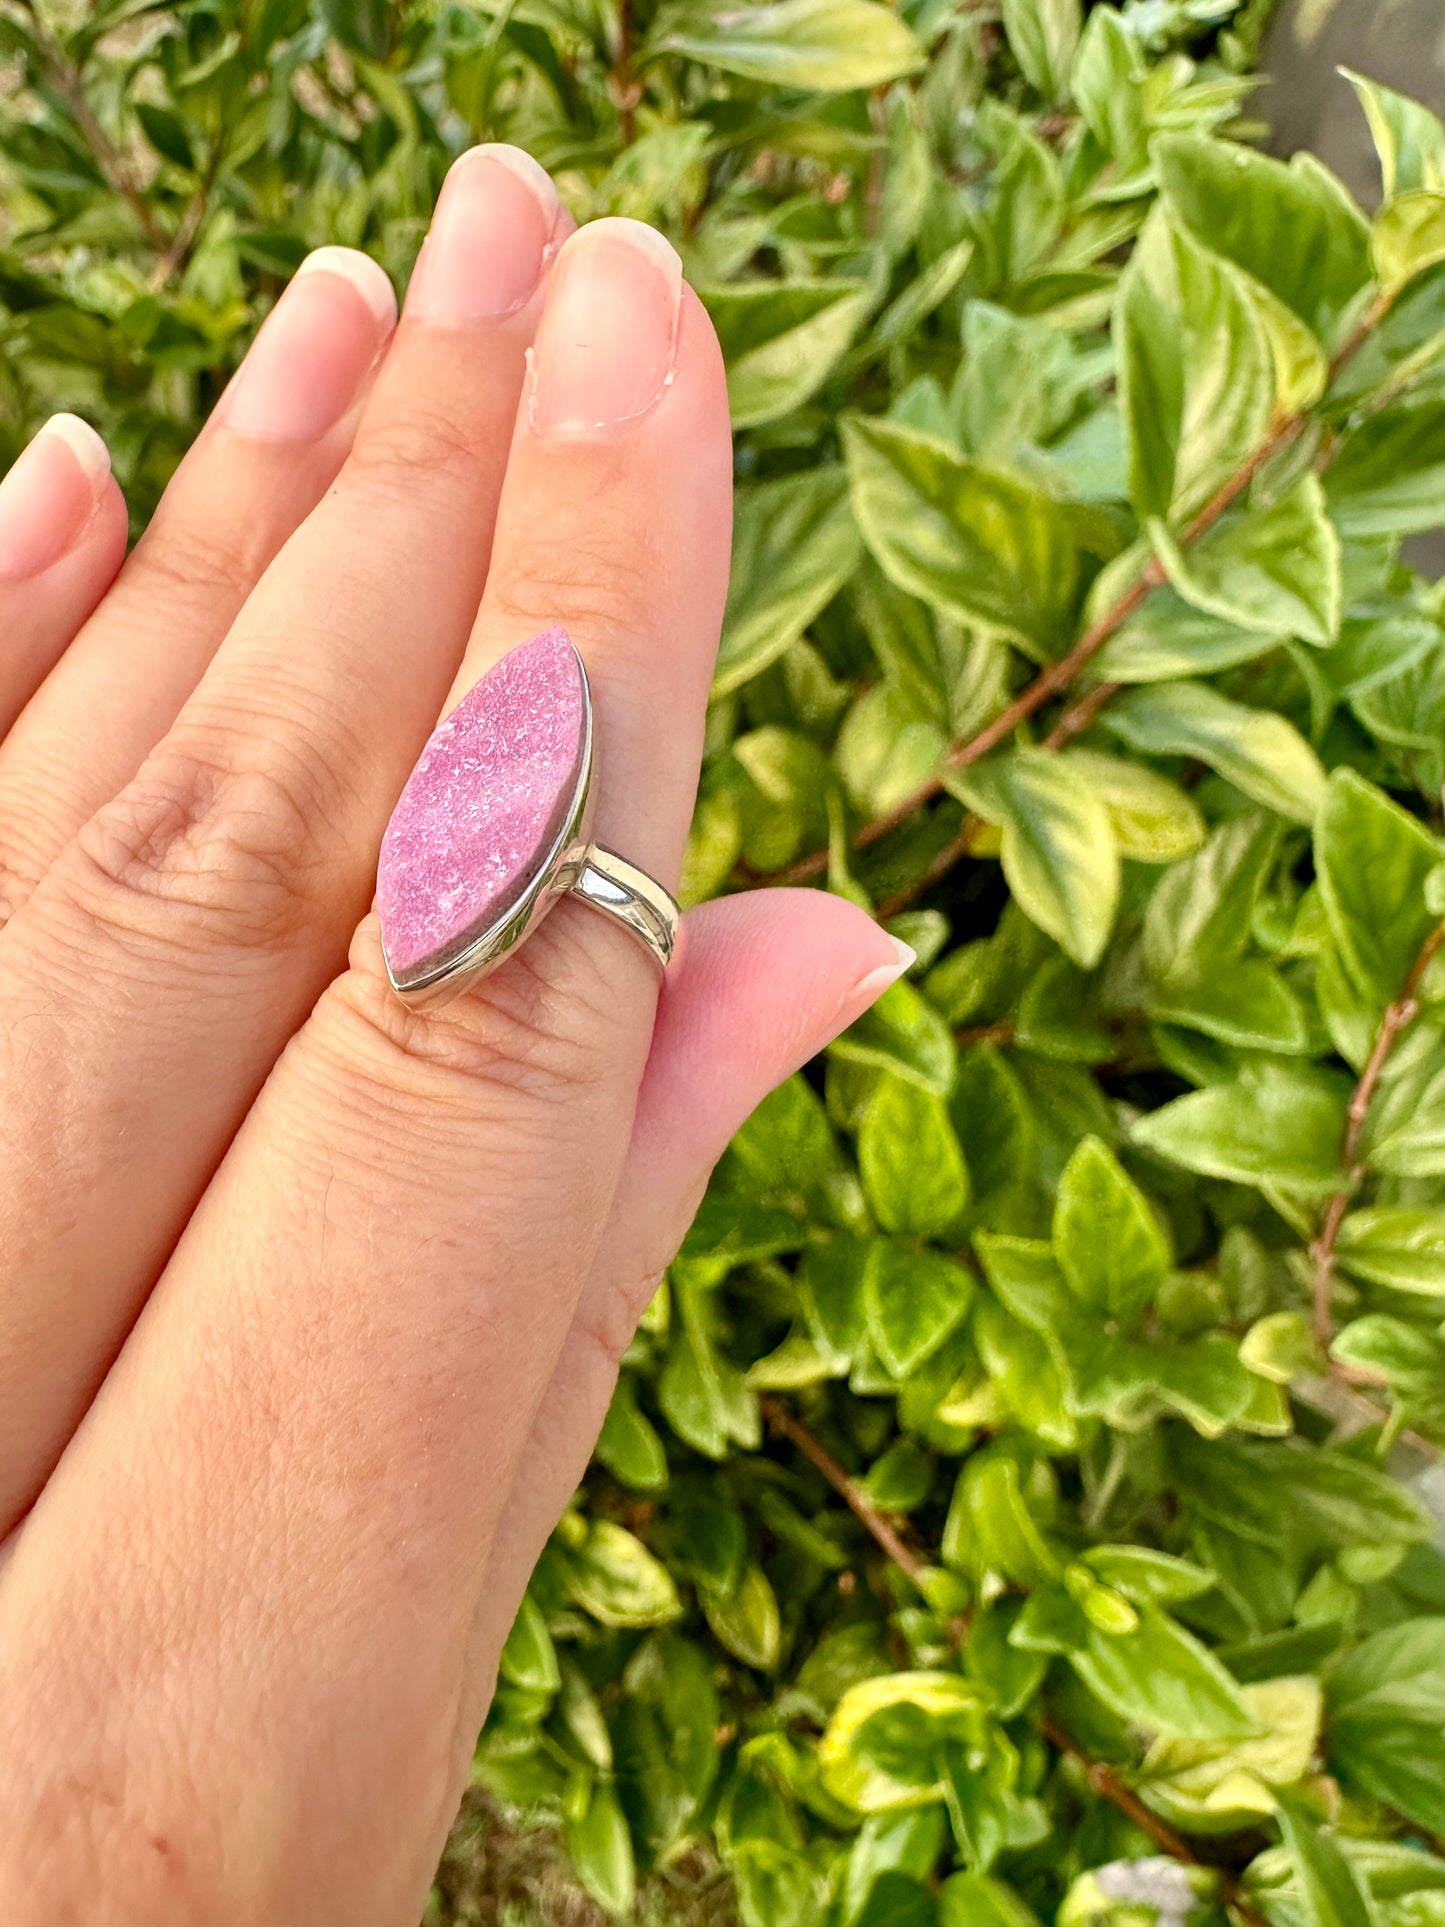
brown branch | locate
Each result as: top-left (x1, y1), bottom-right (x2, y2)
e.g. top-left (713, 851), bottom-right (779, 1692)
top-left (955, 1019), bottom-right (1016, 1049)
top-left (1312, 924), bottom-right (1445, 1347)
top-left (763, 1396), bottom-right (1272, 1920)
top-left (1041, 1719), bottom-right (1273, 1927)
top-left (759, 283), bottom-right (1402, 900)
top-left (759, 1393), bottom-right (926, 1586)
top-left (147, 135), bottom-right (225, 291)
top-left (611, 0), bottom-right (638, 146)
top-left (18, 0), bottom-right (168, 255)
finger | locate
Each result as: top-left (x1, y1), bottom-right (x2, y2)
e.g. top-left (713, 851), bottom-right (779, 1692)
top-left (0, 415), bottom-right (128, 741)
top-left (469, 892), bottom-right (915, 1675)
top-left (0, 151), bottom-right (564, 1530)
top-left (0, 246), bottom-right (395, 918)
top-left (0, 222), bottom-right (732, 1925)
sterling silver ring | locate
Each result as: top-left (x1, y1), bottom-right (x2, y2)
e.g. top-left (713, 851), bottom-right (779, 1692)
top-left (376, 627), bottom-right (678, 1008)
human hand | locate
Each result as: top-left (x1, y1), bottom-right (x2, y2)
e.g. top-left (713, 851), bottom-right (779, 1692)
top-left (0, 149), bottom-right (912, 1924)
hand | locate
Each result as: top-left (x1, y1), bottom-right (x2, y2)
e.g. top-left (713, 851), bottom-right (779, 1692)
top-left (0, 150), bottom-right (910, 1924)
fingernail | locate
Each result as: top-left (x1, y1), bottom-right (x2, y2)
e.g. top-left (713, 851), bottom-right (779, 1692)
top-left (529, 218), bottom-right (683, 433)
top-left (406, 145), bottom-right (561, 321)
top-left (0, 414), bottom-right (110, 582)
top-left (219, 246), bottom-right (396, 442)
top-left (853, 935), bottom-right (917, 1007)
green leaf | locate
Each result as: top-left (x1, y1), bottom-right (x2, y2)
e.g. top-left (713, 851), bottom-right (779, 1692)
top-left (1156, 134), bottom-right (1371, 332)
top-left (1061, 750), bottom-right (1205, 862)
top-left (819, 1673), bottom-right (986, 1812)
top-left (1373, 191), bottom-right (1445, 293)
top-left (956, 750), bottom-right (1121, 969)
top-left (703, 1564), bottom-right (783, 1671)
top-left (1144, 813), bottom-right (1277, 984)
top-left (135, 101), bottom-right (195, 172)
top-left (709, 280), bottom-right (873, 428)
top-left (865, 1239), bottom-right (975, 1379)
top-left (715, 469), bottom-right (861, 696)
top-left (1150, 475), bottom-right (1343, 648)
top-left (1344, 69), bottom-right (1445, 199)
top-left (565, 1778), bottom-right (637, 1920)
top-left (568, 1521), bottom-right (683, 1629)
top-left (500, 1591), bottom-right (562, 1694)
top-left (1330, 1618), bottom-right (1445, 1724)
top-left (1275, 1791), bottom-right (1377, 1927)
top-left (1069, 4), bottom-right (1147, 169)
top-left (1315, 769), bottom-right (1441, 1005)
top-left (1053, 1136), bottom-right (1169, 1324)
top-left (649, 0), bottom-right (925, 90)
top-left (859, 1076), bottom-right (970, 1239)
top-left (595, 1373), bottom-right (669, 1492)
top-left (1325, 402), bottom-right (1445, 538)
top-left (1335, 1208), bottom-right (1445, 1295)
top-left (1069, 1605), bottom-right (1259, 1740)
top-left (939, 1872), bottom-right (1041, 1927)
top-left (1093, 587), bottom-right (1282, 683)
top-left (1329, 1714), bottom-right (1445, 1837)
top-left (1000, 0), bottom-right (1081, 100)
top-left (1118, 210), bottom-right (1273, 523)
top-left (843, 416), bottom-right (1086, 659)
top-left (1080, 1546), bottom-right (1214, 1605)
top-left (833, 977), bottom-right (958, 1095)
top-left (1107, 681), bottom-right (1327, 823)
top-left (1131, 1064), bottom-right (1350, 1195)
top-left (943, 1452), bottom-right (1060, 1587)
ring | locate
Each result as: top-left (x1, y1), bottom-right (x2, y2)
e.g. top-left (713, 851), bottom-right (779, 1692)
top-left (376, 627), bottom-right (678, 1008)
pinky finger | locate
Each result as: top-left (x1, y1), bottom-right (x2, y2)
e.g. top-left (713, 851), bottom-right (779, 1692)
top-left (0, 414), bottom-right (127, 741)
top-left (469, 888), bottom-right (915, 1692)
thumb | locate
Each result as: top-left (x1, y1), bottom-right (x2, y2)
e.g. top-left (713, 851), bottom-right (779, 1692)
top-left (469, 886), bottom-right (911, 1670)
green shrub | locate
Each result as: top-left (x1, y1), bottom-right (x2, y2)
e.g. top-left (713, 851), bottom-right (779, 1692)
top-left (9, 2), bottom-right (1445, 1923)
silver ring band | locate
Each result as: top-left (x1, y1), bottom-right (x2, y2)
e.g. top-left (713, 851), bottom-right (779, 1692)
top-left (572, 845), bottom-right (678, 971)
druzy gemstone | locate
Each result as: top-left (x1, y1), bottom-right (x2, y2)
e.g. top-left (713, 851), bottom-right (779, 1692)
top-left (378, 627), bottom-right (588, 985)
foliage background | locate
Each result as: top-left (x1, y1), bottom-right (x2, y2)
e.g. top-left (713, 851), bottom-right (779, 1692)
top-left (9, 2), bottom-right (1445, 1924)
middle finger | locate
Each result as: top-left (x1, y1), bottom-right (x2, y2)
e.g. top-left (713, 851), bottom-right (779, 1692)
top-left (0, 145), bottom-right (566, 1531)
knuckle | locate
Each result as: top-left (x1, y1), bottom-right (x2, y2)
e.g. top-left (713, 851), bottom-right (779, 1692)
top-left (62, 738), bottom-right (339, 955)
top-left (314, 910), bottom-right (618, 1112)
top-left (575, 1172), bottom-right (711, 1369)
top-left (576, 1263), bottom-right (666, 1371)
top-left (344, 404), bottom-right (494, 504)
top-left (0, 804), bottom-right (53, 930)
top-left (132, 501), bottom-right (271, 609)
top-left (485, 524), bottom-right (657, 646)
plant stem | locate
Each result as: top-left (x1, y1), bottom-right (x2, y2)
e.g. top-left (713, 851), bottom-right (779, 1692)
top-left (761, 289), bottom-right (1399, 898)
top-left (613, 0), bottom-right (637, 146)
top-left (1311, 923), bottom-right (1445, 1347)
top-left (147, 135), bottom-right (226, 291)
top-left (759, 1393), bottom-right (926, 1586)
top-left (19, 0), bottom-right (168, 255)
top-left (762, 1395), bottom-right (1271, 1924)
top-left (1041, 1719), bottom-right (1273, 1927)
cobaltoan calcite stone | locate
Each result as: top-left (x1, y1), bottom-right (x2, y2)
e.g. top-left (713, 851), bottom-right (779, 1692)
top-left (377, 627), bottom-right (588, 986)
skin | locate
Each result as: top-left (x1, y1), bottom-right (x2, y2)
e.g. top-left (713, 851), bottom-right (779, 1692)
top-left (0, 150), bottom-right (908, 1924)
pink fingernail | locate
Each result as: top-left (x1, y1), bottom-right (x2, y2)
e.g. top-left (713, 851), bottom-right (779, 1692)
top-left (406, 145), bottom-right (561, 321)
top-left (853, 936), bottom-right (917, 1006)
top-left (219, 247), bottom-right (396, 442)
top-left (0, 414), bottom-right (110, 582)
top-left (529, 218), bottom-right (683, 433)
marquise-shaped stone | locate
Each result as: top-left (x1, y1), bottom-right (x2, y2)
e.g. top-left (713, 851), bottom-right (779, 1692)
top-left (378, 627), bottom-right (588, 987)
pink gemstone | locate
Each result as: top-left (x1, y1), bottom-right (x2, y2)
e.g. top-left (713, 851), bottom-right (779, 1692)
top-left (378, 627), bottom-right (588, 984)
